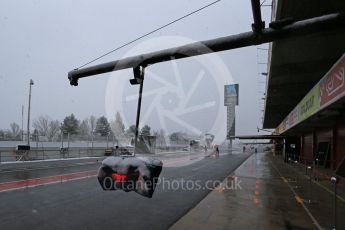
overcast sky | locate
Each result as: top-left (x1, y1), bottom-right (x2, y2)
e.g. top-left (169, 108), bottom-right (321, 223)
top-left (0, 0), bottom-right (271, 138)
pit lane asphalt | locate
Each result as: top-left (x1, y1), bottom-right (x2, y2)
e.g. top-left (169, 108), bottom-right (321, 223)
top-left (0, 152), bottom-right (250, 230)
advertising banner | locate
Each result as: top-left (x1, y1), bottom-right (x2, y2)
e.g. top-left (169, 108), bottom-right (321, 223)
top-left (224, 84), bottom-right (238, 139)
top-left (275, 54), bottom-right (345, 134)
top-left (320, 56), bottom-right (345, 106)
top-left (298, 84), bottom-right (320, 121)
top-left (224, 84), bottom-right (239, 106)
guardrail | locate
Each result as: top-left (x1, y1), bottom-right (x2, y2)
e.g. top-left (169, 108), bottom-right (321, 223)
top-left (0, 145), bottom-right (191, 163)
top-left (0, 147), bottom-right (109, 163)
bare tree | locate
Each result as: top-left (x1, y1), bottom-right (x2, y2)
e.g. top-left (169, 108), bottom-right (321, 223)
top-left (33, 115), bottom-right (50, 136)
top-left (46, 120), bottom-right (60, 141)
top-left (157, 129), bottom-right (168, 147)
top-left (110, 112), bottom-right (125, 138)
top-left (79, 119), bottom-right (90, 137)
top-left (88, 116), bottom-right (97, 133)
top-left (32, 116), bottom-right (61, 141)
top-left (9, 122), bottom-right (20, 139)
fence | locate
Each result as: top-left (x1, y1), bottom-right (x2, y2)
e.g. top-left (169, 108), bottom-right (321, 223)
top-left (0, 147), bottom-right (110, 163)
top-left (0, 144), bottom-right (192, 163)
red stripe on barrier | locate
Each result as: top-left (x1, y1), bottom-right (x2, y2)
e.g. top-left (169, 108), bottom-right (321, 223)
top-left (0, 170), bottom-right (98, 192)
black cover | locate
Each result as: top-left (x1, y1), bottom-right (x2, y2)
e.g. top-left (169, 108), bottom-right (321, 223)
top-left (97, 156), bottom-right (163, 198)
top-left (16, 145), bottom-right (30, 151)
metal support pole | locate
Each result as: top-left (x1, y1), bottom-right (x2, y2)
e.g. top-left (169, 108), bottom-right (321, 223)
top-left (60, 130), bottom-right (63, 148)
top-left (229, 139), bottom-right (232, 154)
top-left (306, 166), bottom-right (317, 204)
top-left (67, 132), bottom-right (70, 149)
top-left (68, 12), bottom-right (345, 85)
top-left (36, 134), bottom-right (38, 156)
top-left (293, 160), bottom-right (302, 189)
top-left (106, 134), bottom-right (109, 149)
top-left (315, 158), bottom-right (319, 181)
top-left (21, 105), bottom-right (24, 141)
top-left (86, 134), bottom-right (89, 152)
top-left (134, 66), bottom-right (145, 156)
top-left (331, 176), bottom-right (338, 230)
top-left (309, 166), bottom-right (313, 201)
top-left (250, 0), bottom-right (265, 33)
top-left (91, 131), bottom-right (94, 154)
top-left (67, 132), bottom-right (70, 158)
top-left (27, 79), bottom-right (34, 146)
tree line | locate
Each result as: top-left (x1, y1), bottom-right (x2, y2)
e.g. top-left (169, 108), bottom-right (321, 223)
top-left (0, 112), bottom-right (203, 145)
top-left (0, 112), bottom-right (149, 142)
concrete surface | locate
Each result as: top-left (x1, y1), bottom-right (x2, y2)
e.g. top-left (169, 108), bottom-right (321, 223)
top-left (0, 151), bottom-right (249, 230)
top-left (171, 152), bottom-right (320, 230)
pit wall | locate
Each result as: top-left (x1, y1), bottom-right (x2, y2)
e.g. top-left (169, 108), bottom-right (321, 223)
top-left (0, 147), bottom-right (108, 163)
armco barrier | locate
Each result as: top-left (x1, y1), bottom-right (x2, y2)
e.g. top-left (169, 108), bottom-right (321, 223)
top-left (0, 147), bottom-right (109, 163)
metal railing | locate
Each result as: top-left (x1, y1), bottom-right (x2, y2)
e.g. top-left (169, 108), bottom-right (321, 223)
top-left (0, 147), bottom-right (110, 163)
top-left (285, 153), bottom-right (344, 187)
top-left (0, 145), bottom-right (191, 163)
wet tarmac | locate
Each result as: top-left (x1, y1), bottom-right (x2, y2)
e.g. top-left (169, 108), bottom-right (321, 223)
top-left (171, 152), bottom-right (320, 230)
top-left (0, 151), bottom-right (249, 230)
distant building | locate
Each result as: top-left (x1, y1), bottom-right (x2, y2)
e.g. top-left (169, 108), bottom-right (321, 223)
top-left (224, 84), bottom-right (239, 139)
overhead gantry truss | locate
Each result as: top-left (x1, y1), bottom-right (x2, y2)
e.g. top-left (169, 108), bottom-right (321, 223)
top-left (67, 1), bottom-right (345, 153)
top-left (68, 4), bottom-right (345, 85)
